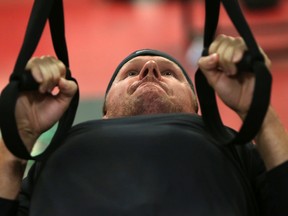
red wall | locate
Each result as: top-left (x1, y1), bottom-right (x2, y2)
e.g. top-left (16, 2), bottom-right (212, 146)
top-left (0, 0), bottom-right (287, 129)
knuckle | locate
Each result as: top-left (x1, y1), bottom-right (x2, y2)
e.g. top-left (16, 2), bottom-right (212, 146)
top-left (217, 34), bottom-right (227, 40)
top-left (58, 61), bottom-right (66, 71)
top-left (51, 59), bottom-right (66, 76)
top-left (27, 57), bottom-right (40, 67)
top-left (40, 55), bottom-right (53, 60)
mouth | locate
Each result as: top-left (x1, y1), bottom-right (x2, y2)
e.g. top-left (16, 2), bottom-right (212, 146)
top-left (128, 80), bottom-right (169, 95)
top-left (139, 82), bottom-right (161, 89)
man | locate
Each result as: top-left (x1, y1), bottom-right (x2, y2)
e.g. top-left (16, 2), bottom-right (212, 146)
top-left (0, 35), bottom-right (287, 215)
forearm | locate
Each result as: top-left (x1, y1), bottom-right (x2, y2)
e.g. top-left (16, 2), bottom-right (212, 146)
top-left (0, 137), bottom-right (26, 200)
top-left (254, 106), bottom-right (288, 171)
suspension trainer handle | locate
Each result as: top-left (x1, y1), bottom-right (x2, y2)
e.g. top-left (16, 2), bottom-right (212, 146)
top-left (0, 0), bottom-right (79, 160)
top-left (19, 67), bottom-right (74, 91)
top-left (195, 0), bottom-right (272, 145)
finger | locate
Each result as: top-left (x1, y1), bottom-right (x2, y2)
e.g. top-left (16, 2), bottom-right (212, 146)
top-left (56, 78), bottom-right (78, 102)
top-left (211, 36), bottom-right (248, 76)
top-left (25, 56), bottom-right (57, 93)
top-left (209, 35), bottom-right (233, 74)
top-left (221, 42), bottom-right (236, 75)
top-left (209, 34), bottom-right (227, 54)
top-left (198, 53), bottom-right (221, 87)
top-left (214, 36), bottom-right (235, 73)
top-left (198, 53), bottom-right (219, 71)
top-left (222, 37), bottom-right (246, 75)
top-left (44, 57), bottom-right (66, 92)
top-left (38, 59), bottom-right (55, 93)
top-left (26, 57), bottom-right (44, 83)
top-left (231, 37), bottom-right (247, 63)
top-left (49, 56), bottom-right (66, 78)
top-left (37, 56), bottom-right (66, 93)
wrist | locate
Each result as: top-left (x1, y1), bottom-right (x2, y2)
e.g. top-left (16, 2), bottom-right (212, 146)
top-left (0, 132), bottom-right (27, 167)
top-left (17, 127), bottom-right (40, 152)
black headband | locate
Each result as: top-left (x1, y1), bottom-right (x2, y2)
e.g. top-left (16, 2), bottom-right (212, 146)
top-left (105, 49), bottom-right (195, 96)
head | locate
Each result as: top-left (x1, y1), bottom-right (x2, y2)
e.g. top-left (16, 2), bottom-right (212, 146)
top-left (103, 49), bottom-right (198, 119)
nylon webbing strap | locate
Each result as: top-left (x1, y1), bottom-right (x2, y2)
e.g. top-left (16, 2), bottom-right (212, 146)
top-left (195, 0), bottom-right (272, 145)
top-left (0, 0), bottom-right (79, 160)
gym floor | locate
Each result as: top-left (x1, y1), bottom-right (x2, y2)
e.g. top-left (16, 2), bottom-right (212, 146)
top-left (0, 0), bottom-right (287, 129)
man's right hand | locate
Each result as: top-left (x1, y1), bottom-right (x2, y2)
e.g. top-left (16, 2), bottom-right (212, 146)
top-left (15, 56), bottom-right (78, 151)
top-left (0, 56), bottom-right (77, 200)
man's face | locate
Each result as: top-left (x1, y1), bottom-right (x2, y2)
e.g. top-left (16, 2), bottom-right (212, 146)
top-left (104, 56), bottom-right (198, 118)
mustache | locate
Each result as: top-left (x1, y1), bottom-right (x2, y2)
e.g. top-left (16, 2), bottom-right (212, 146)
top-left (128, 77), bottom-right (169, 95)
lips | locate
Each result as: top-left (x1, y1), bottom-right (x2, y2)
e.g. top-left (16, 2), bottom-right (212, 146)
top-left (128, 78), bottom-right (169, 95)
top-left (139, 82), bottom-right (161, 89)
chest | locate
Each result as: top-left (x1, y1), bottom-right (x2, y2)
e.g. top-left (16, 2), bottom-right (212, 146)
top-left (31, 120), bottom-right (258, 216)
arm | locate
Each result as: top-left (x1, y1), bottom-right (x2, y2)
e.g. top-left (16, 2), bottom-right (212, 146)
top-left (198, 34), bottom-right (288, 214)
top-left (254, 106), bottom-right (288, 170)
top-left (0, 56), bottom-right (77, 214)
top-left (198, 34), bottom-right (288, 170)
top-left (0, 136), bottom-right (26, 200)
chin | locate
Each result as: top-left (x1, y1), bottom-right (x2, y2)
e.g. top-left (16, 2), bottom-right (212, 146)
top-left (128, 92), bottom-right (182, 116)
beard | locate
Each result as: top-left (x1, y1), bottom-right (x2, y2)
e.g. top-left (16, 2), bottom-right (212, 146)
top-left (106, 90), bottom-right (184, 118)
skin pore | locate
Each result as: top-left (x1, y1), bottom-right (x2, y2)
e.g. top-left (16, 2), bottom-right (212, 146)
top-left (103, 56), bottom-right (198, 118)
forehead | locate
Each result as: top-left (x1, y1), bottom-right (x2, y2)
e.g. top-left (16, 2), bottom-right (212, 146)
top-left (119, 55), bottom-right (183, 72)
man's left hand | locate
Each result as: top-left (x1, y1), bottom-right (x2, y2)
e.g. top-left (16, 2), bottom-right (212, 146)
top-left (198, 34), bottom-right (271, 119)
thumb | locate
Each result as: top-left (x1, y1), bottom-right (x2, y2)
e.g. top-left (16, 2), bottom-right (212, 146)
top-left (198, 53), bottom-right (221, 87)
top-left (198, 53), bottom-right (219, 72)
top-left (57, 78), bottom-right (78, 102)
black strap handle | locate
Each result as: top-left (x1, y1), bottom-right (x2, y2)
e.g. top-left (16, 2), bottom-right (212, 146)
top-left (0, 0), bottom-right (79, 160)
top-left (195, 0), bottom-right (272, 145)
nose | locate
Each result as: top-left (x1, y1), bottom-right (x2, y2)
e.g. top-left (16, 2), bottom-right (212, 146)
top-left (139, 60), bottom-right (161, 80)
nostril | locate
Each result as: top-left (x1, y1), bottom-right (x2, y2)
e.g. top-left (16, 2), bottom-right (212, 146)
top-left (141, 69), bottom-right (148, 78)
top-left (144, 69), bottom-right (148, 77)
top-left (140, 61), bottom-right (160, 79)
top-left (153, 69), bottom-right (159, 78)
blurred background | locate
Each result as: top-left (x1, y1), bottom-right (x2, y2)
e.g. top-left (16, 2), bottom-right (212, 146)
top-left (0, 0), bottom-right (287, 132)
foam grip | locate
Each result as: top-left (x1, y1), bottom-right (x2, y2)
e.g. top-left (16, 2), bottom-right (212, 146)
top-left (19, 71), bottom-right (39, 91)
